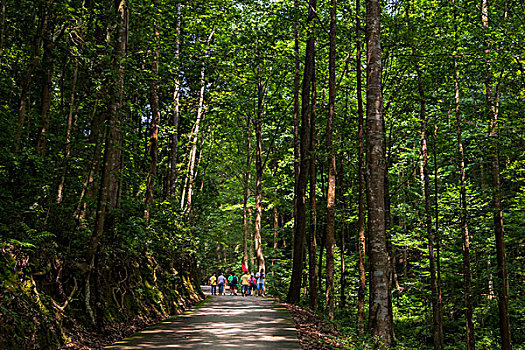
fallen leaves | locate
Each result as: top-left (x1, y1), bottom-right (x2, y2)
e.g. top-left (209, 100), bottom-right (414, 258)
top-left (281, 302), bottom-right (346, 349)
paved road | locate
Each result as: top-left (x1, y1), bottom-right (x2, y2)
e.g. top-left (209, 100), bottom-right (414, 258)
top-left (106, 285), bottom-right (300, 349)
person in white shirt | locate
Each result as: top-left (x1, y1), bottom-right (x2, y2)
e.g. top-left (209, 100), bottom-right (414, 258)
top-left (256, 269), bottom-right (265, 296)
top-left (217, 273), bottom-right (227, 295)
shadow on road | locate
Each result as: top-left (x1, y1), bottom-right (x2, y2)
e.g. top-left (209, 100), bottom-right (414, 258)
top-left (106, 285), bottom-right (300, 349)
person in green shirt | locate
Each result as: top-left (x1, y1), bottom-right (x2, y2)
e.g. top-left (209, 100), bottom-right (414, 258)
top-left (227, 273), bottom-right (234, 295)
top-left (230, 273), bottom-right (239, 295)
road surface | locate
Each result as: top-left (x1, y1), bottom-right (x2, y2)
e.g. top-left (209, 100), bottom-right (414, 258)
top-left (106, 285), bottom-right (300, 349)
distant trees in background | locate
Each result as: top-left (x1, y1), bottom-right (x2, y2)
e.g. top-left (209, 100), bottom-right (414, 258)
top-left (0, 0), bottom-right (523, 348)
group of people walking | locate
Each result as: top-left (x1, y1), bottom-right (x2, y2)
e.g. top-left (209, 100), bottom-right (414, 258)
top-left (208, 270), bottom-right (265, 297)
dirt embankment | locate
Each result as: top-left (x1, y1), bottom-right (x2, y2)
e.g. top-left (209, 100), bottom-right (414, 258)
top-left (0, 245), bottom-right (202, 349)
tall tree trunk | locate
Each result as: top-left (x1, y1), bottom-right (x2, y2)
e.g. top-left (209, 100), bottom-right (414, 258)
top-left (406, 2), bottom-right (443, 346)
top-left (365, 0), bottom-right (393, 343)
top-left (453, 6), bottom-right (475, 345)
top-left (308, 58), bottom-right (318, 312)
top-left (57, 62), bottom-right (79, 203)
top-left (384, 131), bottom-right (396, 343)
top-left (324, 0), bottom-right (337, 321)
top-left (287, 0), bottom-right (316, 305)
top-left (273, 160), bottom-right (279, 250)
top-left (254, 77), bottom-right (265, 273)
top-left (76, 3), bottom-right (113, 219)
top-left (0, 0), bottom-right (6, 59)
top-left (317, 218), bottom-right (325, 297)
top-left (424, 90), bottom-right (443, 350)
top-left (433, 119), bottom-right (444, 348)
top-left (482, 1), bottom-right (511, 348)
top-left (85, 0), bottom-right (127, 326)
top-left (338, 154), bottom-right (347, 309)
top-left (181, 28), bottom-right (214, 212)
top-left (36, 19), bottom-right (55, 156)
top-left (417, 63), bottom-right (443, 350)
top-left (107, 2), bottom-right (127, 211)
top-left (168, 3), bottom-right (181, 199)
top-left (356, 0), bottom-right (367, 334)
top-left (243, 115), bottom-right (252, 269)
top-left (144, 2), bottom-right (161, 220)
top-left (15, 4), bottom-right (46, 153)
top-left (248, 204), bottom-right (255, 269)
top-left (181, 63), bottom-right (206, 212)
top-left (384, 133), bottom-right (396, 344)
top-left (273, 201), bottom-right (278, 249)
top-left (340, 220), bottom-right (346, 308)
top-left (75, 102), bottom-right (104, 219)
top-left (292, 0), bottom-right (300, 263)
top-left (193, 133), bottom-right (206, 196)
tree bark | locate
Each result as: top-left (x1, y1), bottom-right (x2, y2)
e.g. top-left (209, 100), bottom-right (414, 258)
top-left (75, 102), bottom-right (104, 220)
top-left (308, 57), bottom-right (318, 312)
top-left (273, 160), bottom-right (279, 250)
top-left (416, 58), bottom-right (443, 350)
top-left (181, 28), bottom-right (214, 212)
top-left (433, 119), bottom-right (444, 349)
top-left (75, 1), bottom-right (113, 219)
top-left (85, 0), bottom-right (127, 326)
top-left (144, 1), bottom-right (161, 220)
top-left (452, 4), bottom-right (475, 345)
top-left (317, 220), bottom-right (325, 298)
top-left (15, 3), bottom-right (46, 153)
top-left (383, 121), bottom-right (397, 342)
top-left (406, 2), bottom-right (443, 346)
top-left (57, 62), bottom-right (79, 203)
top-left (243, 115), bottom-right (252, 269)
top-left (356, 0), bottom-right (367, 334)
top-left (36, 18), bottom-right (55, 156)
top-left (340, 219), bottom-right (346, 308)
top-left (254, 77), bottom-right (265, 273)
top-left (482, 1), bottom-right (511, 348)
top-left (181, 63), bottom-right (206, 212)
top-left (292, 0), bottom-right (300, 263)
top-left (107, 2), bottom-right (127, 211)
top-left (365, 0), bottom-right (393, 343)
top-left (0, 0), bottom-right (6, 59)
top-left (338, 154), bottom-right (347, 309)
top-left (287, 0), bottom-right (316, 305)
top-left (168, 3), bottom-right (181, 199)
top-left (248, 204), bottom-right (255, 269)
top-left (417, 58), bottom-right (444, 350)
top-left (420, 104), bottom-right (442, 350)
top-left (324, 0), bottom-right (337, 321)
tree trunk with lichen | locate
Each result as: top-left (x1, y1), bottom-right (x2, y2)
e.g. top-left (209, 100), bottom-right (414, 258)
top-left (308, 58), bottom-right (318, 312)
top-left (254, 77), bottom-right (265, 274)
top-left (243, 115), bottom-right (252, 270)
top-left (85, 0), bottom-right (127, 327)
top-left (365, 0), bottom-right (393, 343)
top-left (324, 0), bottom-right (337, 321)
top-left (144, 1), bottom-right (161, 220)
top-left (168, 3), bottom-right (181, 199)
top-left (356, 0), bottom-right (367, 334)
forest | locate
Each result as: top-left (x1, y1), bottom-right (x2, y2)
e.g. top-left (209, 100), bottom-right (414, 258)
top-left (0, 0), bottom-right (523, 348)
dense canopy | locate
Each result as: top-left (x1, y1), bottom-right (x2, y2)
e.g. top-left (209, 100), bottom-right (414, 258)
top-left (0, 0), bottom-right (523, 348)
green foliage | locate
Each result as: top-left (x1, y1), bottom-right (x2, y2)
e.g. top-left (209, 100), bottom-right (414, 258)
top-left (0, 0), bottom-right (523, 348)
